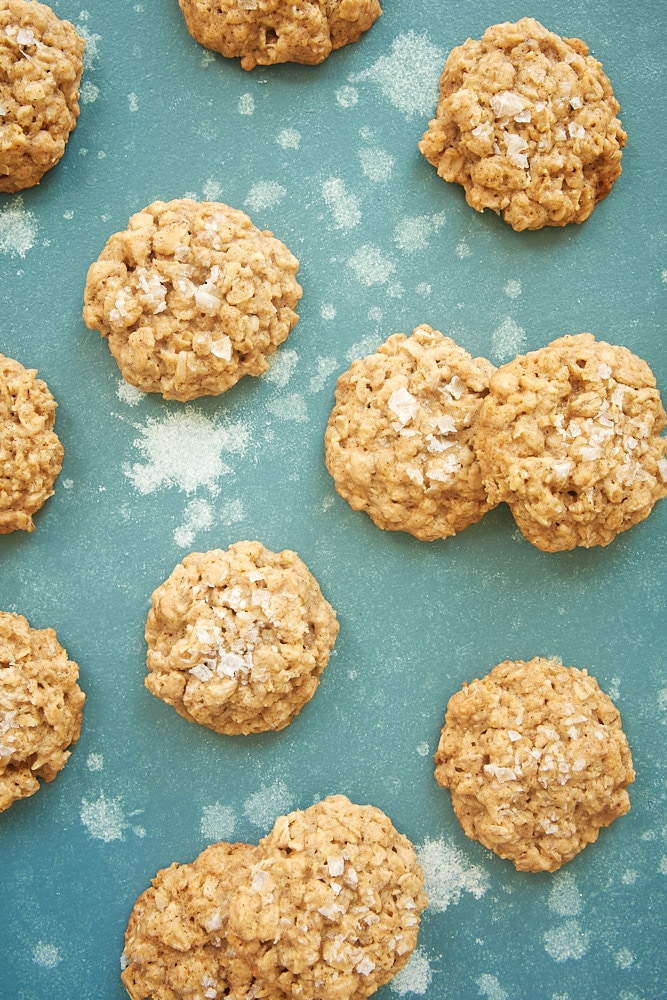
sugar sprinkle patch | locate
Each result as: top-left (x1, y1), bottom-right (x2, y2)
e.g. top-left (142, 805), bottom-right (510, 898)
top-left (348, 244), bottom-right (396, 286)
top-left (174, 498), bottom-right (214, 548)
top-left (202, 178), bottom-right (223, 200)
top-left (238, 93), bottom-right (255, 115)
top-left (76, 24), bottom-right (102, 71)
top-left (389, 948), bottom-right (433, 995)
top-left (32, 942), bottom-right (62, 969)
top-left (336, 85), bottom-right (358, 108)
top-left (200, 802), bottom-right (236, 841)
top-left (80, 792), bottom-right (128, 843)
top-left (322, 178), bottom-right (362, 231)
top-left (244, 180), bottom-right (287, 212)
top-left (79, 80), bottom-right (99, 103)
top-left (548, 870), bottom-right (582, 917)
top-left (359, 147), bottom-right (395, 183)
top-left (491, 316), bottom-right (527, 362)
top-left (350, 32), bottom-right (443, 120)
top-left (321, 303), bottom-right (336, 321)
top-left (504, 279), bottom-right (522, 300)
top-left (128, 92), bottom-right (139, 112)
top-left (262, 348), bottom-right (299, 388)
top-left (276, 128), bottom-right (301, 149)
top-left (266, 393), bottom-right (308, 423)
top-left (476, 973), bottom-right (510, 1000)
top-left (615, 947), bottom-right (635, 969)
top-left (394, 212), bottom-right (446, 253)
top-left (543, 918), bottom-right (591, 962)
top-left (86, 752), bottom-right (104, 772)
top-left (309, 356), bottom-right (338, 393)
top-left (416, 741), bottom-right (430, 757)
top-left (0, 197), bottom-right (37, 258)
top-left (219, 498), bottom-right (245, 526)
top-left (123, 410), bottom-right (249, 496)
top-left (417, 837), bottom-right (489, 911)
top-left (116, 380), bottom-right (145, 406)
top-left (243, 780), bottom-right (295, 830)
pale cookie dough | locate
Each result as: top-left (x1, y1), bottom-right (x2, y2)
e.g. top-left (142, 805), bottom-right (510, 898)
top-left (324, 325), bottom-right (497, 540)
top-left (227, 795), bottom-right (427, 1000)
top-left (0, 352), bottom-right (64, 533)
top-left (475, 333), bottom-right (667, 552)
top-left (434, 657), bottom-right (635, 872)
top-left (0, 0), bottom-right (84, 192)
top-left (144, 541), bottom-right (339, 735)
top-left (0, 610), bottom-right (84, 813)
top-left (419, 18), bottom-right (626, 231)
top-left (178, 0), bottom-right (382, 71)
top-left (82, 198), bottom-right (302, 402)
top-left (121, 841), bottom-right (275, 1000)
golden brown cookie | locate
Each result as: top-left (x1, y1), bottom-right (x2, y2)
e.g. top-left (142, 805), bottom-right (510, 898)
top-left (228, 795), bottom-right (427, 1000)
top-left (419, 18), bottom-right (626, 231)
top-left (144, 541), bottom-right (339, 735)
top-left (475, 333), bottom-right (667, 551)
top-left (0, 352), bottom-right (64, 533)
top-left (0, 610), bottom-right (84, 813)
top-left (82, 199), bottom-right (302, 402)
top-left (0, 0), bottom-right (84, 192)
top-left (435, 657), bottom-right (635, 872)
top-left (121, 841), bottom-right (276, 1000)
top-left (178, 0), bottom-right (382, 71)
top-left (324, 325), bottom-right (497, 540)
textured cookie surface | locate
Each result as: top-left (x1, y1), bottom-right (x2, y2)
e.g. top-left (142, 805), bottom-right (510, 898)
top-left (0, 611), bottom-right (84, 813)
top-left (419, 18), bottom-right (626, 231)
top-left (0, 0), bottom-right (84, 192)
top-left (0, 352), bottom-right (64, 533)
top-left (121, 841), bottom-right (272, 1000)
top-left (83, 199), bottom-right (302, 401)
top-left (228, 795), bottom-right (427, 1000)
top-left (475, 333), bottom-right (667, 551)
top-left (435, 657), bottom-right (635, 872)
top-left (324, 325), bottom-right (496, 540)
top-left (178, 0), bottom-right (382, 71)
top-left (145, 541), bottom-right (339, 735)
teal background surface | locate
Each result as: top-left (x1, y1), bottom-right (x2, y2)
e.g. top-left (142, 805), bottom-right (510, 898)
top-left (1, 2), bottom-right (665, 998)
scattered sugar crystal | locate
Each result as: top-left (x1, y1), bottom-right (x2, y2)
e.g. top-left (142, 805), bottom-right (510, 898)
top-left (336, 85), bottom-right (358, 107)
top-left (201, 802), bottom-right (236, 841)
top-left (238, 93), bottom-right (255, 115)
top-left (32, 942), bottom-right (62, 969)
top-left (543, 919), bottom-right (591, 962)
top-left (276, 128), bottom-right (301, 149)
top-left (359, 147), bottom-right (395, 182)
top-left (322, 178), bottom-right (361, 230)
top-left (244, 180), bottom-right (286, 212)
top-left (350, 32), bottom-right (443, 120)
top-left (348, 244), bottom-right (396, 286)
top-left (417, 836), bottom-right (489, 911)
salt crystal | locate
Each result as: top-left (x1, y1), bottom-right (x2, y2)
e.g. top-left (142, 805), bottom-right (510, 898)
top-left (505, 133), bottom-right (530, 169)
top-left (471, 122), bottom-right (493, 139)
top-left (570, 95), bottom-right (583, 109)
top-left (490, 91), bottom-right (526, 119)
top-left (658, 458), bottom-right (667, 482)
top-left (210, 336), bottom-right (232, 360)
top-left (404, 465), bottom-right (424, 486)
top-left (514, 109), bottom-right (532, 123)
top-left (444, 375), bottom-right (463, 399)
top-left (17, 27), bottom-right (36, 46)
top-left (553, 459), bottom-right (572, 480)
top-left (189, 664), bottom-right (214, 682)
top-left (598, 362), bottom-right (612, 379)
top-left (568, 122), bottom-right (586, 139)
top-left (483, 764), bottom-right (517, 782)
top-left (426, 434), bottom-right (456, 454)
top-left (388, 387), bottom-right (419, 426)
top-left (216, 652), bottom-right (248, 677)
top-left (327, 855), bottom-right (345, 878)
top-left (432, 414), bottom-right (456, 435)
top-left (203, 911), bottom-right (223, 932)
top-left (508, 730), bottom-right (522, 742)
top-left (356, 957), bottom-right (376, 976)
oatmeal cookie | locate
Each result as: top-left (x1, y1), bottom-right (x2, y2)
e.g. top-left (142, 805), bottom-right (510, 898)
top-left (121, 841), bottom-right (275, 1000)
top-left (419, 18), bottom-right (626, 231)
top-left (227, 795), bottom-right (427, 1000)
top-left (82, 198), bottom-right (302, 402)
top-left (324, 325), bottom-right (496, 540)
top-left (0, 610), bottom-right (84, 813)
top-left (475, 333), bottom-right (667, 551)
top-left (144, 541), bottom-right (339, 735)
top-left (0, 0), bottom-right (84, 192)
top-left (178, 0), bottom-right (382, 71)
top-left (0, 352), bottom-right (64, 533)
top-left (435, 657), bottom-right (635, 872)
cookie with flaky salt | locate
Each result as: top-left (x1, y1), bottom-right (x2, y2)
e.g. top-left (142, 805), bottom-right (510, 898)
top-left (324, 325), bottom-right (496, 540)
top-left (0, 0), bottom-right (85, 192)
top-left (82, 198), bottom-right (302, 402)
top-left (475, 333), bottom-right (667, 551)
top-left (0, 352), bottom-right (64, 533)
top-left (0, 610), bottom-right (84, 813)
top-left (419, 18), bottom-right (626, 231)
top-left (178, 0), bottom-right (382, 72)
top-left (144, 541), bottom-right (339, 735)
top-left (226, 795), bottom-right (427, 1000)
top-left (120, 840), bottom-right (284, 1000)
top-left (435, 657), bottom-right (635, 872)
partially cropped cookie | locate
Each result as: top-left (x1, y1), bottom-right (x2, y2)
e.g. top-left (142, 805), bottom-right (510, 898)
top-left (0, 0), bottom-right (84, 192)
top-left (0, 611), bottom-right (84, 813)
top-left (476, 333), bottom-right (667, 551)
top-left (83, 198), bottom-right (302, 401)
top-left (144, 541), bottom-right (339, 735)
top-left (121, 841), bottom-right (270, 1000)
top-left (324, 325), bottom-right (496, 540)
top-left (0, 352), bottom-right (64, 533)
top-left (228, 795), bottom-right (427, 1000)
top-left (178, 0), bottom-right (382, 71)
top-left (419, 18), bottom-right (626, 231)
top-left (435, 657), bottom-right (635, 872)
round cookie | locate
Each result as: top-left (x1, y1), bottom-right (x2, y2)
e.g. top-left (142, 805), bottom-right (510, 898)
top-left (178, 0), bottom-right (382, 71)
top-left (434, 657), bottom-right (635, 873)
top-left (82, 198), bottom-right (302, 402)
top-left (227, 795), bottom-right (427, 1000)
top-left (419, 18), bottom-right (626, 231)
top-left (324, 325), bottom-right (497, 540)
top-left (121, 841), bottom-right (276, 1000)
top-left (0, 610), bottom-right (84, 813)
top-left (475, 333), bottom-right (667, 552)
top-left (0, 352), bottom-right (64, 533)
top-left (0, 0), bottom-right (85, 192)
top-left (144, 541), bottom-right (339, 735)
